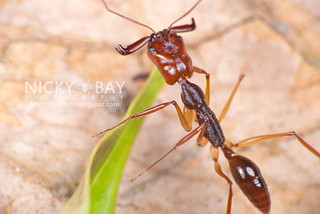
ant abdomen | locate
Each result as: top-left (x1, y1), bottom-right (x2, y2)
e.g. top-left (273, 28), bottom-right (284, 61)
top-left (228, 154), bottom-right (271, 214)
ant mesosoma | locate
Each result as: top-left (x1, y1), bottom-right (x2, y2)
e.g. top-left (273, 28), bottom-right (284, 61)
top-left (96, 0), bottom-right (320, 213)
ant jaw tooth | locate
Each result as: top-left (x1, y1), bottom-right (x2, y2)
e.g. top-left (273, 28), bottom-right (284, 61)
top-left (115, 46), bottom-right (126, 55)
top-left (115, 44), bottom-right (132, 55)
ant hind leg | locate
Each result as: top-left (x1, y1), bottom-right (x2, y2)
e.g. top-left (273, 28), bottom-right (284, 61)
top-left (209, 145), bottom-right (233, 214)
top-left (232, 131), bottom-right (320, 159)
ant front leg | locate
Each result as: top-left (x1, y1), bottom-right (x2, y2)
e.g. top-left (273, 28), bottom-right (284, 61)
top-left (93, 100), bottom-right (191, 137)
top-left (183, 106), bottom-right (194, 130)
top-left (193, 66), bottom-right (210, 105)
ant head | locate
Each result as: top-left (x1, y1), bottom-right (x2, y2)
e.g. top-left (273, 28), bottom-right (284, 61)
top-left (103, 0), bottom-right (201, 84)
top-left (103, 0), bottom-right (201, 55)
top-left (116, 17), bottom-right (196, 56)
top-left (147, 17), bottom-right (196, 55)
top-left (116, 17), bottom-right (196, 85)
top-left (146, 27), bottom-right (193, 85)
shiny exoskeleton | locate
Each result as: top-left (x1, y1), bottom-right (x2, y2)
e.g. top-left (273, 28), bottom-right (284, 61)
top-left (180, 78), bottom-right (224, 147)
top-left (117, 19), bottom-right (197, 86)
top-left (97, 0), bottom-right (320, 213)
top-left (179, 77), bottom-right (270, 213)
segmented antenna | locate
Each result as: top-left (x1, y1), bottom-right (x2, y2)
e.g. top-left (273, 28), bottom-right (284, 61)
top-left (101, 0), bottom-right (156, 33)
top-left (168, 0), bottom-right (202, 29)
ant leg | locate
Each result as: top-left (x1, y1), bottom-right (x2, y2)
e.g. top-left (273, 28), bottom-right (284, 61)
top-left (193, 66), bottom-right (210, 105)
top-left (183, 106), bottom-right (194, 130)
top-left (218, 74), bottom-right (245, 122)
top-left (210, 145), bottom-right (233, 214)
top-left (196, 123), bottom-right (208, 147)
top-left (93, 100), bottom-right (191, 137)
top-left (131, 123), bottom-right (206, 181)
top-left (232, 131), bottom-right (320, 159)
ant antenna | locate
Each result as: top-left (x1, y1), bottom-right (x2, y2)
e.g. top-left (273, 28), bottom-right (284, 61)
top-left (101, 0), bottom-right (156, 33)
top-left (168, 0), bottom-right (202, 29)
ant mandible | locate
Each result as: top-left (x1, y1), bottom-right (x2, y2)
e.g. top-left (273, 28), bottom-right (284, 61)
top-left (96, 0), bottom-right (320, 213)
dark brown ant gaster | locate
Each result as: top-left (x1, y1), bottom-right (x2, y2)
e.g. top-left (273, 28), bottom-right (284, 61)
top-left (96, 0), bottom-right (320, 213)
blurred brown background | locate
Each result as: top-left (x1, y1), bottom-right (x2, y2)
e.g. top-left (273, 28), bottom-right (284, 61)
top-left (0, 0), bottom-right (320, 213)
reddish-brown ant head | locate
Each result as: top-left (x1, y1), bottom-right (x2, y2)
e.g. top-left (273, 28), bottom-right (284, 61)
top-left (102, 0), bottom-right (202, 84)
top-left (116, 17), bottom-right (197, 85)
top-left (147, 29), bottom-right (193, 85)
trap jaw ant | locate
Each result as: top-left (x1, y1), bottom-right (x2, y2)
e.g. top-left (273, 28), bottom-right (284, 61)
top-left (95, 0), bottom-right (320, 213)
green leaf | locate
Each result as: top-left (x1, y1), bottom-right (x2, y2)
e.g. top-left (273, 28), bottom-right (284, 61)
top-left (61, 68), bottom-right (164, 214)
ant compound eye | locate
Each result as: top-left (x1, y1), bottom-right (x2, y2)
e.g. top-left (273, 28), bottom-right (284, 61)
top-left (178, 36), bottom-right (183, 41)
top-left (149, 46), bottom-right (155, 52)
